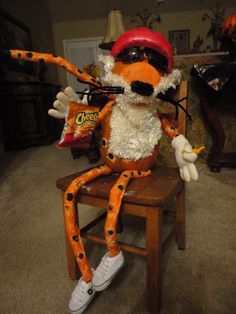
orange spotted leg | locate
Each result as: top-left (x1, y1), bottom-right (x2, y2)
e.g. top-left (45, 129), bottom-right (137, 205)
top-left (64, 165), bottom-right (112, 282)
top-left (105, 169), bottom-right (151, 257)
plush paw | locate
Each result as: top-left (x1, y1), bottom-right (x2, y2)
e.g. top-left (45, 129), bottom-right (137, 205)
top-left (171, 134), bottom-right (199, 182)
top-left (48, 86), bottom-right (79, 119)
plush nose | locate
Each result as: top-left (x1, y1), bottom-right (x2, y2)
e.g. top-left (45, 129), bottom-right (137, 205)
top-left (131, 81), bottom-right (154, 96)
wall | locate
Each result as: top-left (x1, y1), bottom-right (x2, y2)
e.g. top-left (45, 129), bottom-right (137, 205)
top-left (52, 7), bottom-right (236, 87)
top-left (0, 0), bottom-right (59, 84)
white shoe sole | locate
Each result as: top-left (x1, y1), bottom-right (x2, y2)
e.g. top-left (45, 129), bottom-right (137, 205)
top-left (92, 261), bottom-right (124, 292)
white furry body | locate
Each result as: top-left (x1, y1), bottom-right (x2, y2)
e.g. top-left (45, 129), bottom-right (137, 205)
top-left (98, 54), bottom-right (181, 161)
top-left (108, 100), bottom-right (162, 160)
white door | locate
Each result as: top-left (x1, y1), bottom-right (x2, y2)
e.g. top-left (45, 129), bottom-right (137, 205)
top-left (63, 37), bottom-right (106, 93)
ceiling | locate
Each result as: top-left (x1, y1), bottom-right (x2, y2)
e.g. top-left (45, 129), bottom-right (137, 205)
top-left (43, 0), bottom-right (236, 23)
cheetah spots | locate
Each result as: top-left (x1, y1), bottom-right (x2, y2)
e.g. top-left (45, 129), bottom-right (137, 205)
top-left (108, 153), bottom-right (114, 159)
top-left (102, 138), bottom-right (108, 147)
top-left (72, 235), bottom-right (78, 242)
top-left (78, 253), bottom-right (84, 259)
top-left (107, 152), bottom-right (117, 163)
top-left (66, 193), bottom-right (73, 201)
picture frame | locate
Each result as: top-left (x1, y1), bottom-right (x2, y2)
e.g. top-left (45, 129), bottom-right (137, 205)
top-left (168, 29), bottom-right (190, 55)
top-left (0, 8), bottom-right (36, 75)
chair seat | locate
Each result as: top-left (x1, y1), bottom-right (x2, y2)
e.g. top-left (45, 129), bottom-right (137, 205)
top-left (56, 165), bottom-right (182, 207)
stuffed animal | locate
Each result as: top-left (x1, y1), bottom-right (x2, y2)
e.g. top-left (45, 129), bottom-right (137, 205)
top-left (5, 27), bottom-right (204, 314)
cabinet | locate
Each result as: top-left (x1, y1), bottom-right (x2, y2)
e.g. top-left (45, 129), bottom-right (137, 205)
top-left (0, 9), bottom-right (63, 151)
top-left (0, 81), bottom-right (62, 150)
top-left (196, 75), bottom-right (236, 172)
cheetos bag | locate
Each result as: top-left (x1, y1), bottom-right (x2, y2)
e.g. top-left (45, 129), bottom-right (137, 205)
top-left (57, 102), bottom-right (99, 148)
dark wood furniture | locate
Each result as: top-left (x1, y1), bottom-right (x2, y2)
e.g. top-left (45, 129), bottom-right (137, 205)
top-left (0, 81), bottom-right (62, 150)
top-left (71, 146), bottom-right (100, 164)
top-left (0, 9), bottom-right (63, 151)
top-left (56, 81), bottom-right (187, 313)
top-left (70, 130), bottom-right (100, 163)
top-left (196, 74), bottom-right (236, 172)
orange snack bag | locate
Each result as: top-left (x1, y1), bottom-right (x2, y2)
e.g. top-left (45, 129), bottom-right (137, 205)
top-left (57, 102), bottom-right (99, 148)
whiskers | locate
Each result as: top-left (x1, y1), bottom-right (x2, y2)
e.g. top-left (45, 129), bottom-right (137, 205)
top-left (157, 92), bottom-right (192, 121)
top-left (77, 86), bottom-right (124, 105)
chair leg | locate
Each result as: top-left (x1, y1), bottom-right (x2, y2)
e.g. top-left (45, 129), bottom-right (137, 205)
top-left (61, 191), bottom-right (80, 280)
top-left (146, 206), bottom-right (162, 313)
top-left (176, 184), bottom-right (186, 250)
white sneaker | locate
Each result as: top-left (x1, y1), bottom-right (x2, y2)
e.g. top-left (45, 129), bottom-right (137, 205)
top-left (69, 277), bottom-right (96, 314)
top-left (92, 251), bottom-right (124, 292)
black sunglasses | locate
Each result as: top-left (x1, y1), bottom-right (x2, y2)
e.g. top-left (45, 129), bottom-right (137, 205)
top-left (115, 47), bottom-right (168, 73)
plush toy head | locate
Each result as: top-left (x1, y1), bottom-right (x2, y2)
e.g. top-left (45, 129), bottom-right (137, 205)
top-left (111, 27), bottom-right (173, 73)
top-left (99, 27), bottom-right (181, 106)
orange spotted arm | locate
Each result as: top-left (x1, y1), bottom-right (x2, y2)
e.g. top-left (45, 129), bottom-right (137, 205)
top-left (9, 49), bottom-right (101, 87)
top-left (158, 114), bottom-right (180, 139)
top-left (96, 100), bottom-right (115, 126)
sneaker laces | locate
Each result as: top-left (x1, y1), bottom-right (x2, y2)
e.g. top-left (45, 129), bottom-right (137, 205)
top-left (96, 254), bottom-right (112, 276)
top-left (73, 279), bottom-right (89, 302)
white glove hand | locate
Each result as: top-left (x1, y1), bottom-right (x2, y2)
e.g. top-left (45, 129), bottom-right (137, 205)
top-left (171, 134), bottom-right (199, 182)
top-left (48, 86), bottom-right (80, 119)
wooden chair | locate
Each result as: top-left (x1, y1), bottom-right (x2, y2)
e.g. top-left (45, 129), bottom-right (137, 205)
top-left (56, 81), bottom-right (187, 313)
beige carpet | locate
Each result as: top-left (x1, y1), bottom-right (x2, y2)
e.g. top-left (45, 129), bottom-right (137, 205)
top-left (0, 143), bottom-right (236, 314)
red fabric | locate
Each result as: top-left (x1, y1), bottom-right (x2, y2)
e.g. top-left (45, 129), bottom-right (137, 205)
top-left (111, 27), bottom-right (173, 73)
top-left (57, 132), bottom-right (92, 148)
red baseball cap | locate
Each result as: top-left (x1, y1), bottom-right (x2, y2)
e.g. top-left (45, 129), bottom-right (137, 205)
top-left (111, 27), bottom-right (173, 73)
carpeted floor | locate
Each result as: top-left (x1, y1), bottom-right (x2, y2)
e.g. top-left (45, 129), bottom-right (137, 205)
top-left (0, 143), bottom-right (236, 314)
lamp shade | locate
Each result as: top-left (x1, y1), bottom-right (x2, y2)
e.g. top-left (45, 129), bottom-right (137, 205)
top-left (99, 10), bottom-right (125, 50)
